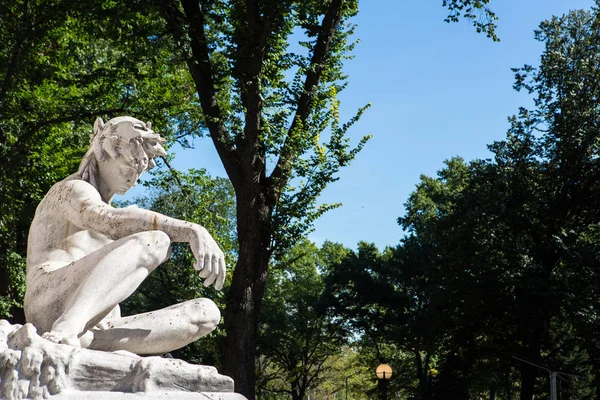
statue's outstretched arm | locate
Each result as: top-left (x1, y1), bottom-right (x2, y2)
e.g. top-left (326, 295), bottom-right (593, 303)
top-left (55, 179), bottom-right (226, 290)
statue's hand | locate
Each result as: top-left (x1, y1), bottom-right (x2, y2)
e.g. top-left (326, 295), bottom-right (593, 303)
top-left (191, 227), bottom-right (226, 290)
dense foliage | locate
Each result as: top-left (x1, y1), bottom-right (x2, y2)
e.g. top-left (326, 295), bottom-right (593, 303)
top-left (0, 0), bottom-right (198, 320)
top-left (1, 0), bottom-right (501, 396)
top-left (22, 0), bottom-right (600, 399)
top-left (257, 241), bottom-right (347, 400)
top-left (324, 5), bottom-right (600, 399)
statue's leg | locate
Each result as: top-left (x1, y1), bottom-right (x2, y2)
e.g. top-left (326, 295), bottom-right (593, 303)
top-left (83, 298), bottom-right (220, 354)
top-left (27, 231), bottom-right (171, 346)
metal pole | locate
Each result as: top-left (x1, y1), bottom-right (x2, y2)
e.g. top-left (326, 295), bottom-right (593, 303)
top-left (550, 371), bottom-right (557, 400)
top-left (345, 375), bottom-right (349, 400)
top-left (383, 378), bottom-right (388, 400)
top-left (378, 377), bottom-right (388, 400)
top-left (512, 356), bottom-right (579, 400)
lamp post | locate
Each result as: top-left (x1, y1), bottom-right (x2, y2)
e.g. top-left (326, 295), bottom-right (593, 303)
top-left (512, 356), bottom-right (580, 400)
top-left (376, 364), bottom-right (392, 400)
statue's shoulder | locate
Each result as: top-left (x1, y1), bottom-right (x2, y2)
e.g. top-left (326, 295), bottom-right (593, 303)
top-left (48, 176), bottom-right (101, 201)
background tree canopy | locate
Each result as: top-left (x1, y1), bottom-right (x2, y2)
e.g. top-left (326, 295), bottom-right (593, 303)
top-left (0, 0), bottom-right (503, 398)
top-left (26, 0), bottom-right (600, 399)
top-left (324, 6), bottom-right (600, 399)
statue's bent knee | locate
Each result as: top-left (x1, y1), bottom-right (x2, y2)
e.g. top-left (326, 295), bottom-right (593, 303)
top-left (189, 299), bottom-right (220, 330)
top-left (131, 231), bottom-right (171, 266)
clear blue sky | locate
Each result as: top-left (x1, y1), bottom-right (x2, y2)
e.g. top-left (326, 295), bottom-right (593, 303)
top-left (123, 0), bottom-right (596, 250)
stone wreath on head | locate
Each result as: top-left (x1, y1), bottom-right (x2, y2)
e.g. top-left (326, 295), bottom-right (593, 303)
top-left (77, 116), bottom-right (167, 187)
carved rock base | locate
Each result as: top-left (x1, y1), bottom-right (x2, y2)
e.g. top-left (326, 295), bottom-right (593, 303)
top-left (51, 392), bottom-right (244, 399)
top-left (0, 320), bottom-right (245, 400)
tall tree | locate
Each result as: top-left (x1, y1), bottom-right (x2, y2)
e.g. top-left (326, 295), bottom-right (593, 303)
top-left (399, 6), bottom-right (600, 398)
top-left (257, 240), bottom-right (346, 400)
top-left (323, 239), bottom-right (441, 400)
top-left (404, 5), bottom-right (600, 395)
top-left (153, 2), bottom-right (370, 397)
top-left (489, 6), bottom-right (600, 397)
top-left (144, 1), bottom-right (498, 396)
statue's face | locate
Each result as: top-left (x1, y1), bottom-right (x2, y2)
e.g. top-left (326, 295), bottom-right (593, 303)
top-left (91, 117), bottom-right (165, 197)
top-left (99, 152), bottom-right (143, 195)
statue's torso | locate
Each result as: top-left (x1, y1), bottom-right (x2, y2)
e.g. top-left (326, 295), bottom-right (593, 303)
top-left (27, 180), bottom-right (113, 276)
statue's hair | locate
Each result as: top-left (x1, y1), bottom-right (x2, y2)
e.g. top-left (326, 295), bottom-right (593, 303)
top-left (77, 117), bottom-right (167, 186)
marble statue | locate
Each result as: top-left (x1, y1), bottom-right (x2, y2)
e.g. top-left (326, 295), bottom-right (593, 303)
top-left (24, 116), bottom-right (226, 355)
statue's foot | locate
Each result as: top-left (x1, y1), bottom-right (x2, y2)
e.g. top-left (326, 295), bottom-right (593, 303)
top-left (42, 330), bottom-right (81, 347)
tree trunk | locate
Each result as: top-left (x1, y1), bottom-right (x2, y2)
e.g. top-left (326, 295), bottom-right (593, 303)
top-left (505, 369), bottom-right (513, 400)
top-left (414, 350), bottom-right (425, 395)
top-left (519, 364), bottom-right (536, 400)
top-left (221, 196), bottom-right (272, 400)
top-left (489, 385), bottom-right (497, 400)
top-left (0, 256), bottom-right (9, 310)
top-left (11, 213), bottom-right (28, 324)
top-left (291, 388), bottom-right (304, 400)
top-left (519, 323), bottom-right (544, 400)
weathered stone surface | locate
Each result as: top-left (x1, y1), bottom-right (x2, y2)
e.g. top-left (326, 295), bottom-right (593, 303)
top-left (51, 392), bottom-right (245, 399)
top-left (0, 321), bottom-right (243, 400)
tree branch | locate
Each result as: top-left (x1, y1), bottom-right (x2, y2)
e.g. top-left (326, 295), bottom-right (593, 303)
top-left (234, 0), bottom-right (265, 160)
top-left (163, 0), bottom-right (242, 184)
top-left (232, 1), bottom-right (290, 180)
top-left (263, 386), bottom-right (293, 395)
top-left (160, 156), bottom-right (192, 200)
top-left (305, 354), bottom-right (329, 388)
top-left (269, 0), bottom-right (345, 197)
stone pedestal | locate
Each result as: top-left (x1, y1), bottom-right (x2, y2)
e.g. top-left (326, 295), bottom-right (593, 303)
top-left (50, 392), bottom-right (243, 399)
top-left (0, 321), bottom-right (245, 400)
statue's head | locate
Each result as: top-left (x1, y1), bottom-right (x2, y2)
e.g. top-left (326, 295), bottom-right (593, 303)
top-left (77, 116), bottom-right (167, 194)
